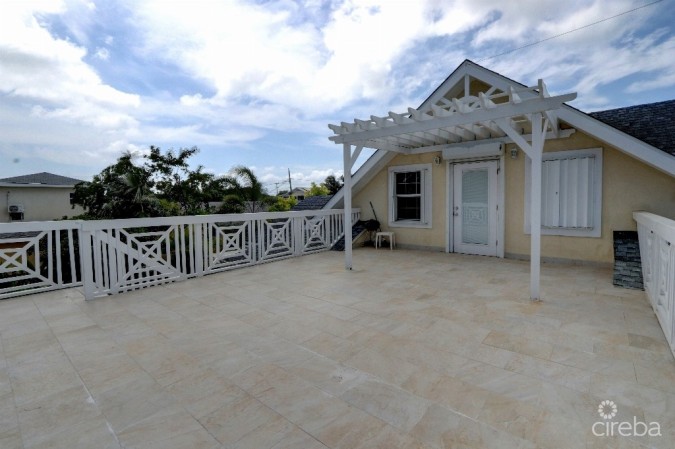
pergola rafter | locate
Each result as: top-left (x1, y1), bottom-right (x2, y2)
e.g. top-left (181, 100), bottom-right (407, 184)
top-left (329, 80), bottom-right (577, 301)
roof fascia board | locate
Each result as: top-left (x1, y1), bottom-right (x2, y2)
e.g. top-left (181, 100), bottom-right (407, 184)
top-left (557, 108), bottom-right (675, 177)
top-left (0, 183), bottom-right (76, 188)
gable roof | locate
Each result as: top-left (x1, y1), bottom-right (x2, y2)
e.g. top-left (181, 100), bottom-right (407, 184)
top-left (589, 100), bottom-right (675, 156)
top-left (0, 172), bottom-right (84, 186)
top-left (325, 60), bottom-right (675, 210)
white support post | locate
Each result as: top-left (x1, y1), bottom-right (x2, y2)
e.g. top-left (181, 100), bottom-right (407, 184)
top-left (529, 150), bottom-right (542, 301)
top-left (343, 143), bottom-right (353, 270)
top-left (529, 113), bottom-right (547, 301)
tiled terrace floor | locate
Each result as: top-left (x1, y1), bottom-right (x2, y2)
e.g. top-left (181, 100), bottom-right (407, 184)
top-left (1, 249), bottom-right (674, 449)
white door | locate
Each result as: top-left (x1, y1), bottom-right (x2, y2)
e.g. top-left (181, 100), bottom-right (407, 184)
top-left (453, 161), bottom-right (499, 256)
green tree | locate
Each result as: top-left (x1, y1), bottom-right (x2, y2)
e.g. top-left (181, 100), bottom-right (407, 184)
top-left (323, 175), bottom-right (343, 194)
top-left (306, 182), bottom-right (329, 197)
top-left (219, 165), bottom-right (273, 213)
top-left (268, 196), bottom-right (297, 212)
top-left (72, 151), bottom-right (162, 219)
top-left (146, 146), bottom-right (219, 214)
top-left (72, 146), bottom-right (224, 219)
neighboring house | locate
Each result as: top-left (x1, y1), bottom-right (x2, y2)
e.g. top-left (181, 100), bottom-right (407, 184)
top-left (292, 195), bottom-right (333, 211)
top-left (281, 187), bottom-right (309, 201)
top-left (326, 60), bottom-right (675, 265)
top-left (0, 172), bottom-right (85, 222)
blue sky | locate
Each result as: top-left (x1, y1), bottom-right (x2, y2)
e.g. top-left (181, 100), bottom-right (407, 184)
top-left (1, 0), bottom-right (674, 191)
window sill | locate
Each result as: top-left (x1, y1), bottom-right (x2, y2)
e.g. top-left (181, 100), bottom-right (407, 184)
top-left (389, 220), bottom-right (432, 229)
top-left (524, 227), bottom-right (601, 238)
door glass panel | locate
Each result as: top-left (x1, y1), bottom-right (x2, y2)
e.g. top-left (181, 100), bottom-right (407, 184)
top-left (462, 168), bottom-right (489, 245)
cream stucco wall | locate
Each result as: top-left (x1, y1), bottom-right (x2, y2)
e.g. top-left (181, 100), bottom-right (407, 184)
top-left (505, 132), bottom-right (675, 263)
top-left (352, 130), bottom-right (675, 263)
top-left (353, 151), bottom-right (447, 250)
top-left (0, 187), bottom-right (83, 222)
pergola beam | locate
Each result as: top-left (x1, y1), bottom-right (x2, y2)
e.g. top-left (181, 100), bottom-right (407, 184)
top-left (329, 93), bottom-right (575, 145)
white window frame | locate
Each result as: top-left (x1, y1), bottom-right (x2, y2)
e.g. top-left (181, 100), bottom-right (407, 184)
top-left (388, 163), bottom-right (432, 228)
top-left (525, 148), bottom-right (602, 238)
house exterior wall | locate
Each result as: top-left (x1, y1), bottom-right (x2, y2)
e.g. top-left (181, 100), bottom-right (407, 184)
top-left (0, 187), bottom-right (83, 222)
top-left (351, 130), bottom-right (675, 263)
top-left (505, 132), bottom-right (675, 263)
top-left (353, 151), bottom-right (447, 250)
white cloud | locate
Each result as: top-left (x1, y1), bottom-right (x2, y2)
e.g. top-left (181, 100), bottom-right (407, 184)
top-left (94, 47), bottom-right (109, 60)
top-left (0, 0), bottom-right (673, 183)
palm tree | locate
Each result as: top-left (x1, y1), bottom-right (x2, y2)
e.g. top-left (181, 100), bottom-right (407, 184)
top-left (221, 165), bottom-right (271, 213)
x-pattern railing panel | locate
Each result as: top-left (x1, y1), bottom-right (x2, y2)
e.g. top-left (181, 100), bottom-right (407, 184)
top-left (259, 218), bottom-right (294, 261)
top-left (207, 221), bottom-right (255, 271)
top-left (302, 216), bottom-right (329, 252)
top-left (0, 224), bottom-right (82, 299)
top-left (0, 209), bottom-right (358, 300)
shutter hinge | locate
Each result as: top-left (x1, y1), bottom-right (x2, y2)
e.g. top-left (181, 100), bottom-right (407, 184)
top-left (497, 168), bottom-right (501, 175)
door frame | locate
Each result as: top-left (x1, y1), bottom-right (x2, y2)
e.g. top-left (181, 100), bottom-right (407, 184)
top-left (445, 155), bottom-right (505, 257)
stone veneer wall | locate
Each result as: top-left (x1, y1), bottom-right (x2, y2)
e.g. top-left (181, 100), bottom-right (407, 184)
top-left (613, 231), bottom-right (644, 290)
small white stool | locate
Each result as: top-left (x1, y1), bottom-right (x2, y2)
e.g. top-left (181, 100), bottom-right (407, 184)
top-left (375, 232), bottom-right (395, 250)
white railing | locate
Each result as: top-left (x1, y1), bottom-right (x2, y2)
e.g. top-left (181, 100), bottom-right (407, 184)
top-left (634, 212), bottom-right (675, 359)
top-left (0, 209), bottom-right (358, 300)
top-left (0, 221), bottom-right (82, 300)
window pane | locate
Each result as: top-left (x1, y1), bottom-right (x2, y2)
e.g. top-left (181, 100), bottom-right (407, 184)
top-left (396, 196), bottom-right (421, 221)
top-left (395, 171), bottom-right (420, 195)
top-left (461, 168), bottom-right (489, 245)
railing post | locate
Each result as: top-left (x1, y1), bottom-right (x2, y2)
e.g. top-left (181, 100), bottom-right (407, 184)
top-left (294, 215), bottom-right (303, 256)
top-left (79, 222), bottom-right (95, 300)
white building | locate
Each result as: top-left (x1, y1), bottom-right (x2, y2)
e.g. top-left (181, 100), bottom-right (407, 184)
top-left (0, 172), bottom-right (85, 222)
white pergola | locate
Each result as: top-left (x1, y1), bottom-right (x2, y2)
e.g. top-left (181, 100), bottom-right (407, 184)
top-left (328, 80), bottom-right (577, 301)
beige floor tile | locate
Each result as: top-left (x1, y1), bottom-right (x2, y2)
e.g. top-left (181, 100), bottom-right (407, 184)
top-left (165, 368), bottom-right (247, 419)
top-left (131, 428), bottom-right (220, 449)
top-left (270, 427), bottom-right (329, 449)
top-left (231, 413), bottom-right (296, 449)
top-left (198, 395), bottom-right (279, 446)
top-left (16, 385), bottom-right (105, 448)
top-left (116, 406), bottom-right (204, 448)
top-left (482, 330), bottom-right (554, 360)
top-left (94, 374), bottom-right (175, 433)
top-left (312, 407), bottom-right (389, 449)
top-left (0, 249), bottom-right (672, 447)
top-left (344, 347), bottom-right (419, 386)
top-left (0, 428), bottom-right (23, 449)
top-left (549, 345), bottom-right (637, 383)
top-left (504, 353), bottom-right (592, 393)
top-left (286, 355), bottom-right (369, 396)
top-left (340, 379), bottom-right (430, 432)
top-left (633, 358), bottom-right (675, 394)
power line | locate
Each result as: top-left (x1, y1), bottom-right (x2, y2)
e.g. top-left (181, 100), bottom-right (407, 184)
top-left (476, 0), bottom-right (664, 63)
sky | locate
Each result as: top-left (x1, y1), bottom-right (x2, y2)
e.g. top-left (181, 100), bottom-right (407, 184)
top-left (1, 0), bottom-right (674, 192)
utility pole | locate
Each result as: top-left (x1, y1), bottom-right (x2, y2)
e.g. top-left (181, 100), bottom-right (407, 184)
top-left (288, 168), bottom-right (293, 192)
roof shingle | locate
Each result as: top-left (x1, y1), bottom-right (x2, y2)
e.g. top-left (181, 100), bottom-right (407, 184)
top-left (589, 99), bottom-right (675, 156)
top-left (0, 172), bottom-right (84, 186)
top-left (292, 195), bottom-right (333, 211)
